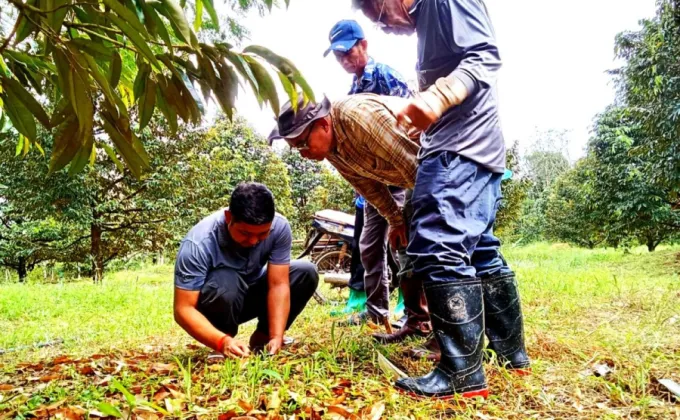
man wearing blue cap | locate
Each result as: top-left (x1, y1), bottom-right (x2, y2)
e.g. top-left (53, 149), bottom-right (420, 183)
top-left (324, 20), bottom-right (431, 344)
top-left (353, 0), bottom-right (531, 401)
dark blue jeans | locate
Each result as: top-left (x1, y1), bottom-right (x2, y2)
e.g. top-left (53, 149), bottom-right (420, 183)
top-left (407, 152), bottom-right (512, 283)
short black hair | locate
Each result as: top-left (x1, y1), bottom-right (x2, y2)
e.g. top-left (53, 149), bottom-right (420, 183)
top-left (229, 182), bottom-right (276, 225)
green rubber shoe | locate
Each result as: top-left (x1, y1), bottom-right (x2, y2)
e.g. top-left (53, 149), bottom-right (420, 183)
top-left (394, 287), bottom-right (405, 317)
top-left (330, 289), bottom-right (367, 316)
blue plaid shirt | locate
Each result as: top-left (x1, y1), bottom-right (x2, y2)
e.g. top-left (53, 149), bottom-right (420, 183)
top-left (349, 57), bottom-right (411, 98)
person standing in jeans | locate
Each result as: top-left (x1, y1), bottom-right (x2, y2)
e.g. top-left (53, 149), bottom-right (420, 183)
top-left (354, 0), bottom-right (531, 400)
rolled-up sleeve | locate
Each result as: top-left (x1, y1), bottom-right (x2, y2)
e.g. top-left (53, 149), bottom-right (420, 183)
top-left (174, 240), bottom-right (210, 291)
top-left (443, 0), bottom-right (502, 93)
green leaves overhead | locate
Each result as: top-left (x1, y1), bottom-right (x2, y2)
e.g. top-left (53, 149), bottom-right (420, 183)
top-left (0, 0), bottom-right (314, 179)
top-left (155, 0), bottom-right (199, 48)
top-left (1, 76), bottom-right (51, 129)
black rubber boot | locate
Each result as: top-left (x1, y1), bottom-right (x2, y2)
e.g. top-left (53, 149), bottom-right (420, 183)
top-left (395, 279), bottom-right (488, 399)
top-left (482, 273), bottom-right (531, 372)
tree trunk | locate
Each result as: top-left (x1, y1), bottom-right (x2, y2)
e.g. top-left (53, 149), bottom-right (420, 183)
top-left (91, 224), bottom-right (103, 284)
top-left (17, 257), bottom-right (27, 283)
top-left (647, 238), bottom-right (658, 252)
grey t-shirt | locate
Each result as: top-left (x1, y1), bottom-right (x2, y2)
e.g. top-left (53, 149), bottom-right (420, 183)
top-left (174, 209), bottom-right (293, 291)
top-left (412, 0), bottom-right (506, 173)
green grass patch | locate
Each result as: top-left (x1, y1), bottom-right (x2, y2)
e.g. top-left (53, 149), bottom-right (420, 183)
top-left (1, 243), bottom-right (679, 418)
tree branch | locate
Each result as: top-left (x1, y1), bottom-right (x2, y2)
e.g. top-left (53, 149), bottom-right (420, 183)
top-left (57, 234), bottom-right (91, 251)
top-left (0, 14), bottom-right (21, 54)
top-left (99, 207), bottom-right (148, 216)
top-left (37, 2), bottom-right (94, 13)
top-left (101, 218), bottom-right (167, 233)
top-left (103, 252), bottom-right (119, 266)
top-left (122, 185), bottom-right (147, 203)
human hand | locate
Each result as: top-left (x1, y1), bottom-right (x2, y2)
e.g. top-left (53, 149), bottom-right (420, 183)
top-left (397, 76), bottom-right (470, 131)
top-left (396, 98), bottom-right (439, 132)
top-left (266, 336), bottom-right (284, 355)
top-left (220, 336), bottom-right (251, 358)
top-left (388, 223), bottom-right (408, 250)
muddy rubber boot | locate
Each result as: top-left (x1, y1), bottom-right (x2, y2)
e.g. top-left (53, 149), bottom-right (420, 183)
top-left (395, 279), bottom-right (488, 399)
top-left (482, 273), bottom-right (531, 373)
top-left (373, 276), bottom-right (431, 344)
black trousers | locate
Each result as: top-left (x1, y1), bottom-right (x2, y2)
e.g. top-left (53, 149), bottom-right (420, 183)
top-left (348, 204), bottom-right (366, 291)
top-left (197, 261), bottom-right (319, 337)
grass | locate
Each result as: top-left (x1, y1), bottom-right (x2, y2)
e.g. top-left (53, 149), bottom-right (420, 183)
top-left (1, 243), bottom-right (679, 419)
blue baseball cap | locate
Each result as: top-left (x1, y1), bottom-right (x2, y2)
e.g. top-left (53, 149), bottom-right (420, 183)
top-left (323, 20), bottom-right (365, 57)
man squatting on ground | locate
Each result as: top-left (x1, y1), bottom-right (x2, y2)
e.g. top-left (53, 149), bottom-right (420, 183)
top-left (322, 18), bottom-right (431, 340)
top-left (351, 0), bottom-right (531, 399)
top-left (173, 183), bottom-right (319, 357)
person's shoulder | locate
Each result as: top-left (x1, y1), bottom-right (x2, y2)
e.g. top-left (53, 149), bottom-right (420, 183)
top-left (184, 209), bottom-right (224, 243)
top-left (374, 61), bottom-right (400, 77)
top-left (269, 213), bottom-right (292, 243)
top-left (272, 213), bottom-right (292, 231)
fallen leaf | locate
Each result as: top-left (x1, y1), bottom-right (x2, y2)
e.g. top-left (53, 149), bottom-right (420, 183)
top-left (267, 391), bottom-right (281, 412)
top-left (78, 366), bottom-right (95, 376)
top-left (330, 394), bottom-right (347, 405)
top-left (167, 388), bottom-right (186, 400)
top-left (164, 398), bottom-right (183, 414)
top-left (238, 400), bottom-right (254, 412)
top-left (217, 410), bottom-right (239, 420)
top-left (593, 363), bottom-right (614, 378)
top-left (31, 399), bottom-right (67, 417)
top-left (303, 406), bottom-right (322, 420)
top-left (376, 352), bottom-right (407, 380)
top-left (90, 354), bottom-right (106, 360)
top-left (52, 356), bottom-right (74, 365)
top-left (54, 406), bottom-right (86, 420)
top-left (360, 402), bottom-right (384, 420)
top-left (18, 362), bottom-right (44, 371)
top-left (129, 385), bottom-right (143, 395)
top-left (153, 388), bottom-right (171, 403)
top-left (331, 380), bottom-right (352, 395)
top-left (39, 374), bottom-right (60, 382)
top-left (96, 375), bottom-right (113, 386)
top-left (0, 385), bottom-right (13, 391)
top-left (327, 405), bottom-right (357, 419)
top-left (135, 413), bottom-right (160, 420)
top-left (148, 363), bottom-right (176, 375)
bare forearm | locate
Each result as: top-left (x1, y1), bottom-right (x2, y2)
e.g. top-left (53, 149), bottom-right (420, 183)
top-left (267, 284), bottom-right (290, 339)
top-left (174, 307), bottom-right (226, 351)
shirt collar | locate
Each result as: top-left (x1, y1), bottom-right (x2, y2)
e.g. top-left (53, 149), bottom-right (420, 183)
top-left (217, 214), bottom-right (231, 249)
top-left (352, 57), bottom-right (376, 91)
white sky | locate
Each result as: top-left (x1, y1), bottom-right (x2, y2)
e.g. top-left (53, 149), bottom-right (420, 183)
top-left (231, 0), bottom-right (657, 159)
